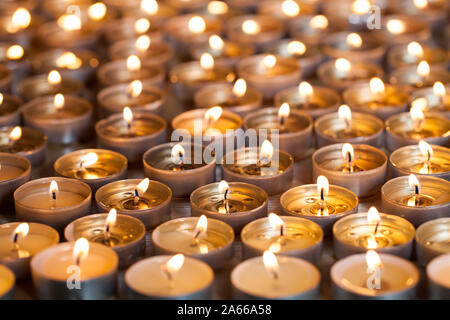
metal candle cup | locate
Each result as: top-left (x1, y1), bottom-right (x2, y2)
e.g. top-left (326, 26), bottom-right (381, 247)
top-left (190, 40), bottom-right (254, 69)
top-left (331, 253), bottom-right (419, 300)
top-left (288, 14), bottom-right (330, 45)
top-left (95, 111), bottom-right (167, 163)
top-left (0, 93), bottom-right (22, 126)
top-left (30, 242), bottom-right (118, 299)
top-left (389, 65), bottom-right (450, 91)
top-left (312, 144), bottom-right (387, 198)
top-left (103, 17), bottom-right (164, 44)
top-left (125, 255), bottom-right (214, 300)
top-left (387, 43), bottom-right (448, 71)
top-left (280, 184), bottom-right (358, 236)
top-left (0, 153), bottom-right (30, 207)
top-left (152, 216), bottom-right (234, 270)
top-left (416, 218), bottom-right (450, 266)
top-left (143, 142), bottom-right (216, 198)
top-left (231, 255), bottom-right (320, 300)
top-left (0, 264), bottom-right (14, 300)
top-left (65, 213), bottom-right (146, 268)
top-left (222, 147), bottom-right (294, 196)
top-left (237, 55), bottom-right (302, 101)
top-left (190, 182), bottom-right (268, 232)
top-left (95, 179), bottom-right (172, 229)
top-left (0, 222), bottom-right (59, 279)
top-left (37, 21), bottom-right (100, 50)
top-left (21, 95), bottom-right (93, 144)
top-left (333, 212), bottom-right (415, 259)
top-left (0, 126), bottom-right (47, 166)
top-left (314, 111), bottom-right (384, 148)
top-left (427, 254), bottom-right (450, 300)
top-left (241, 216), bottom-right (323, 263)
top-left (410, 84), bottom-right (450, 118)
top-left (372, 15), bottom-right (430, 47)
top-left (54, 148), bottom-right (128, 193)
top-left (385, 112), bottom-right (450, 151)
top-left (14, 177), bottom-right (92, 232)
top-left (381, 176), bottom-right (450, 227)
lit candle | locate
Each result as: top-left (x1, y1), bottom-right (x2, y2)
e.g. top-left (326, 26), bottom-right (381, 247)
top-left (0, 92), bottom-right (22, 127)
top-left (390, 60), bottom-right (450, 90)
top-left (289, 14), bottom-right (329, 45)
top-left (0, 43), bottom-right (30, 85)
top-left (409, 81), bottom-right (449, 117)
top-left (374, 15), bottom-right (430, 46)
top-left (388, 41), bottom-right (448, 70)
top-left (0, 7), bottom-right (33, 48)
top-left (103, 17), bottom-right (163, 44)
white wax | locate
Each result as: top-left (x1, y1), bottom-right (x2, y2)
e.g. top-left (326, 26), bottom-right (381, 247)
top-left (0, 165), bottom-right (25, 181)
top-left (427, 254), bottom-right (450, 288)
top-left (125, 256), bottom-right (213, 297)
top-left (19, 192), bottom-right (85, 209)
top-left (231, 256), bottom-right (320, 298)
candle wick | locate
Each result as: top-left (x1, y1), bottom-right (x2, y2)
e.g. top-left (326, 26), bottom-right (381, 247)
top-left (13, 233), bottom-right (19, 244)
top-left (374, 222), bottom-right (379, 235)
top-left (346, 152), bottom-right (353, 172)
top-left (134, 189), bottom-right (140, 205)
top-left (414, 185), bottom-right (420, 206)
top-left (224, 188), bottom-right (230, 214)
top-left (161, 265), bottom-right (175, 288)
top-left (178, 152), bottom-right (184, 170)
top-left (75, 255), bottom-right (81, 267)
top-left (280, 225), bottom-right (284, 237)
top-left (279, 115), bottom-right (285, 130)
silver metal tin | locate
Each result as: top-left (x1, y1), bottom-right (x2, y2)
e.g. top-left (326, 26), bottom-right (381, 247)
top-left (426, 254), bottom-right (450, 299)
top-left (416, 218), bottom-right (450, 266)
top-left (0, 153), bottom-right (30, 207)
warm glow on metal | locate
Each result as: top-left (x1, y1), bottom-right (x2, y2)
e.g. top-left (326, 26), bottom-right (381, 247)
top-left (200, 52), bottom-right (214, 70)
top-left (287, 40), bottom-right (306, 55)
top-left (188, 16), bottom-right (206, 34)
top-left (317, 175), bottom-right (329, 197)
top-left (242, 19), bottom-right (261, 35)
top-left (387, 19), bottom-right (406, 34)
top-left (309, 15), bottom-right (328, 29)
top-left (410, 104), bottom-right (425, 123)
top-left (281, 0), bottom-right (300, 17)
top-left (346, 33), bottom-right (362, 48)
top-left (6, 44), bottom-right (24, 60)
top-left (88, 2), bottom-right (107, 21)
top-left (73, 238), bottom-right (90, 265)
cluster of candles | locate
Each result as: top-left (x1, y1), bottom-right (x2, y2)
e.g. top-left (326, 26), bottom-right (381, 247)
top-left (0, 0), bottom-right (449, 300)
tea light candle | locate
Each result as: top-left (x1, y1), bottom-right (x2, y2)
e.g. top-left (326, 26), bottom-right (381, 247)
top-left (0, 126), bottom-right (47, 166)
top-left (95, 108), bottom-right (167, 163)
top-left (169, 53), bottom-right (236, 102)
top-left (190, 181), bottom-right (268, 232)
top-left (95, 178), bottom-right (172, 229)
top-left (97, 80), bottom-right (166, 117)
top-left (143, 142), bottom-right (216, 198)
top-left (333, 207), bottom-right (415, 259)
top-left (385, 107), bottom-right (450, 151)
top-left (415, 218), bottom-right (450, 266)
top-left (0, 42), bottom-right (31, 84)
top-left (381, 175), bottom-right (450, 226)
top-left (387, 41), bottom-right (448, 70)
top-left (123, 0), bottom-right (179, 26)
top-left (97, 55), bottom-right (165, 87)
top-left (331, 251), bottom-right (419, 299)
top-left (427, 254), bottom-right (450, 299)
top-left (194, 79), bottom-right (262, 118)
top-left (317, 58), bottom-right (384, 92)
top-left (257, 0), bottom-right (318, 28)
top-left (222, 141), bottom-right (294, 195)
top-left (274, 81), bottom-right (341, 119)
top-left (0, 7), bottom-right (34, 48)
top-left (0, 93), bottom-right (22, 127)
top-left (152, 216), bottom-right (234, 270)
top-left (280, 176), bottom-right (358, 236)
top-left (237, 54), bottom-right (302, 101)
top-left (389, 141), bottom-right (450, 180)
top-left (125, 254), bottom-right (214, 299)
top-left (65, 209), bottom-right (146, 268)
top-left (343, 77), bottom-right (410, 120)
top-left (0, 222), bottom-right (59, 279)
top-left (21, 94), bottom-right (93, 144)
top-left (288, 14), bottom-right (330, 45)
top-left (241, 213), bottom-right (323, 263)
top-left (201, 0), bottom-right (237, 21)
top-left (312, 143), bottom-right (387, 198)
top-left (389, 0), bottom-right (448, 31)
top-left (31, 239), bottom-right (118, 299)
top-left (15, 177), bottom-right (92, 232)
top-left (314, 104), bottom-right (385, 148)
top-left (373, 15), bottom-right (430, 47)
top-left (323, 0), bottom-right (382, 31)
top-left (103, 17), bottom-right (163, 44)
top-left (0, 152), bottom-right (30, 207)
top-left (54, 149), bottom-right (128, 193)
top-left (0, 64), bottom-right (11, 93)
top-left (166, 0), bottom-right (211, 12)
top-left (231, 251), bottom-right (320, 299)
top-left (226, 15), bottom-right (284, 52)
top-left (389, 61), bottom-right (450, 90)
top-left (410, 82), bottom-right (449, 118)
top-left (18, 70), bottom-right (84, 101)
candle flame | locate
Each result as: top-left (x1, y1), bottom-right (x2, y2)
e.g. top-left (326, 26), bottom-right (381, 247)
top-left (57, 12), bottom-right (82, 31)
top-left (209, 34), bottom-right (224, 51)
top-left (218, 180), bottom-right (230, 194)
top-left (135, 35), bottom-right (151, 52)
top-left (387, 19), bottom-right (405, 34)
top-left (309, 14), bottom-right (328, 29)
top-left (126, 55), bottom-right (141, 71)
top-left (410, 104), bottom-right (425, 125)
top-left (298, 81), bottom-right (313, 100)
top-left (141, 0), bottom-right (159, 15)
top-left (134, 18), bottom-right (150, 34)
top-left (278, 102), bottom-right (290, 119)
top-left (418, 140), bottom-right (433, 158)
top-left (171, 144), bottom-right (185, 165)
top-left (338, 104), bottom-right (352, 124)
top-left (263, 250), bottom-right (279, 280)
top-left (0, 93), bottom-right (3, 105)
top-left (123, 106), bottom-right (134, 124)
top-left (346, 33), bottom-right (362, 48)
top-left (208, 1), bottom-right (228, 15)
top-left (317, 175), bottom-right (329, 197)
top-left (414, 0), bottom-right (427, 9)
top-left (195, 215), bottom-right (208, 236)
top-left (411, 97), bottom-right (428, 111)
top-left (335, 58), bottom-right (351, 73)
top-left (268, 213), bottom-right (285, 231)
top-left (281, 0), bottom-right (300, 17)
top-left (106, 208), bottom-right (117, 229)
top-left (56, 52), bottom-right (82, 70)
top-left (417, 60), bottom-right (430, 78)
top-left (88, 2), bottom-right (107, 21)
top-left (136, 178), bottom-right (150, 195)
top-left (165, 253), bottom-right (184, 275)
top-left (200, 53), bottom-right (214, 70)
top-left (128, 80), bottom-right (143, 98)
top-left (48, 70), bottom-right (62, 85)
top-left (433, 81), bottom-right (446, 98)
top-left (366, 250), bottom-right (382, 270)
top-left (352, 0), bottom-right (371, 14)
top-left (367, 206), bottom-right (380, 225)
top-left (188, 16), bottom-right (206, 34)
top-left (341, 143), bottom-right (354, 163)
top-left (10, 8), bottom-right (31, 32)
top-left (287, 40), bottom-right (306, 56)
top-left (408, 174), bottom-right (421, 193)
top-left (49, 180), bottom-right (59, 196)
top-left (13, 223), bottom-right (29, 240)
top-left (6, 44), bottom-right (24, 60)
top-left (242, 19), bottom-right (260, 35)
top-left (407, 41), bottom-right (424, 59)
top-left (233, 78), bottom-right (247, 97)
top-left (260, 139), bottom-right (274, 164)
top-left (73, 238), bottom-right (89, 265)
top-left (9, 126), bottom-right (22, 142)
top-left (53, 93), bottom-right (65, 109)
top-left (81, 152), bottom-right (98, 168)
top-left (369, 77), bottom-right (385, 98)
top-left (205, 106), bottom-right (222, 122)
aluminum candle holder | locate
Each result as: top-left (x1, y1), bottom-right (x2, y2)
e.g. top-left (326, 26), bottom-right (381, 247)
top-left (416, 218), bottom-right (450, 266)
top-left (389, 65), bottom-right (450, 91)
top-left (333, 212), bottom-right (415, 259)
top-left (372, 15), bottom-right (430, 47)
top-left (0, 126), bottom-right (47, 166)
top-left (103, 17), bottom-right (164, 44)
top-left (18, 73), bottom-right (84, 101)
top-left (143, 142), bottom-right (216, 198)
top-left (152, 216), bottom-right (234, 270)
top-left (381, 176), bottom-right (450, 226)
top-left (312, 144), bottom-right (387, 198)
top-left (387, 43), bottom-right (448, 71)
top-left (190, 39), bottom-right (254, 68)
top-left (0, 222), bottom-right (59, 279)
top-left (190, 182), bottom-right (268, 232)
top-left (95, 179), bottom-right (172, 229)
top-left (281, 184), bottom-right (358, 236)
top-left (0, 9), bottom-right (37, 49)
top-left (241, 215), bottom-right (323, 264)
top-left (389, 144), bottom-right (450, 181)
top-left (0, 93), bottom-right (22, 127)
top-left (0, 265), bottom-right (14, 300)
top-left (385, 112), bottom-right (450, 151)
top-left (21, 95), bottom-right (93, 144)
top-left (274, 84), bottom-right (341, 119)
top-left (14, 177), bottom-right (92, 232)
top-left (65, 213), bottom-right (146, 268)
top-left (121, 1), bottom-right (179, 26)
top-left (410, 83), bottom-right (450, 118)
top-left (37, 21), bottom-right (100, 50)
top-left (0, 42), bottom-right (31, 85)
top-left (257, 0), bottom-right (318, 28)
top-left (0, 153), bottom-right (30, 207)
top-left (222, 147), bottom-right (294, 196)
top-left (288, 14), bottom-right (330, 45)
top-left (427, 254), bottom-right (450, 300)
top-left (314, 111), bottom-right (384, 148)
